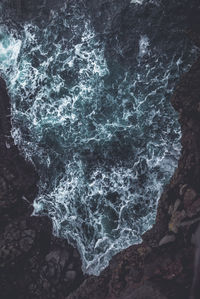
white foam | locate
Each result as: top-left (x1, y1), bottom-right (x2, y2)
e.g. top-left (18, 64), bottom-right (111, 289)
top-left (139, 35), bottom-right (150, 57)
top-left (0, 27), bottom-right (22, 79)
top-left (0, 3), bottom-right (187, 276)
top-left (130, 0), bottom-right (144, 4)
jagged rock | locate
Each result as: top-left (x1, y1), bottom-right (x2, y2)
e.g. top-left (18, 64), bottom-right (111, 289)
top-left (65, 270), bottom-right (77, 281)
top-left (186, 198), bottom-right (200, 218)
top-left (0, 223), bottom-right (35, 267)
top-left (180, 217), bottom-right (200, 228)
top-left (0, 77), bottom-right (85, 298)
top-left (41, 249), bottom-right (72, 284)
top-left (168, 204), bottom-right (174, 215)
top-left (179, 184), bottom-right (188, 196)
top-left (184, 188), bottom-right (197, 209)
top-left (159, 234), bottom-right (176, 246)
top-left (168, 210), bottom-right (186, 233)
top-left (174, 199), bottom-right (181, 212)
top-left (169, 199), bottom-right (181, 215)
top-left (45, 249), bottom-right (69, 267)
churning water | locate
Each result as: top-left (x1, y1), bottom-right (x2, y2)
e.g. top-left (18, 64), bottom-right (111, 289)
top-left (0, 0), bottom-right (197, 275)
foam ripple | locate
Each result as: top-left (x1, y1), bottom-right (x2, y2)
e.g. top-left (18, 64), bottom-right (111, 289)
top-left (0, 2), bottom-right (196, 275)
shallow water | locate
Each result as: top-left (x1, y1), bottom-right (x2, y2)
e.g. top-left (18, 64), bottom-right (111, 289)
top-left (0, 0), bottom-right (198, 275)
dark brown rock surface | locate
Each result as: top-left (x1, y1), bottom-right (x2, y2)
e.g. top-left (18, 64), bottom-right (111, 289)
top-left (0, 78), bottom-right (85, 299)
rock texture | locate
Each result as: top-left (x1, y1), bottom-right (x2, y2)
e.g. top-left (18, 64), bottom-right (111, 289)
top-left (0, 78), bottom-right (85, 299)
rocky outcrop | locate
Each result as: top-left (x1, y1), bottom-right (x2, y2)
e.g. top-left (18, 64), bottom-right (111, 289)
top-left (0, 78), bottom-right (85, 299)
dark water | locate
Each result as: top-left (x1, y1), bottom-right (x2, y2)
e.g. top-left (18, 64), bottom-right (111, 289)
top-left (0, 0), bottom-right (199, 275)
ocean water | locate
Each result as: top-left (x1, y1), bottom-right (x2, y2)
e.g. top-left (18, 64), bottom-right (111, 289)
top-left (0, 0), bottom-right (197, 275)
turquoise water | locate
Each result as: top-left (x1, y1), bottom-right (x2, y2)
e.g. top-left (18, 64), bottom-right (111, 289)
top-left (0, 1), bottom-right (196, 275)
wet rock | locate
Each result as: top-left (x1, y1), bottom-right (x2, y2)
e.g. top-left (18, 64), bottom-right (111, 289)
top-left (42, 249), bottom-right (71, 284)
top-left (190, 223), bottom-right (200, 299)
top-left (191, 223), bottom-right (200, 246)
top-left (0, 176), bottom-right (7, 201)
top-left (73, 249), bottom-right (81, 260)
top-left (45, 249), bottom-right (69, 266)
top-left (173, 198), bottom-right (181, 212)
top-left (120, 281), bottom-right (167, 299)
top-left (0, 77), bottom-right (85, 299)
top-left (168, 210), bottom-right (186, 233)
top-left (168, 198), bottom-right (181, 215)
top-left (186, 198), bottom-right (200, 218)
top-left (65, 270), bottom-right (77, 281)
top-left (162, 258), bottom-right (183, 280)
top-left (42, 280), bottom-right (51, 291)
top-left (168, 204), bottom-right (174, 215)
top-left (68, 263), bottom-right (74, 270)
top-left (0, 223), bottom-right (35, 267)
top-left (19, 235), bottom-right (35, 252)
top-left (159, 234), bottom-right (176, 246)
top-left (179, 184), bottom-right (188, 196)
top-left (184, 188), bottom-right (197, 209)
top-left (180, 217), bottom-right (200, 228)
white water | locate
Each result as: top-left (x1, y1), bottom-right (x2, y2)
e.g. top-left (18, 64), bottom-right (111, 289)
top-left (0, 1), bottom-right (196, 275)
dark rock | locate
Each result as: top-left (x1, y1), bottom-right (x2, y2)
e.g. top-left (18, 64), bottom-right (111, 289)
top-left (184, 188), bottom-right (197, 209)
top-left (0, 77), bottom-right (85, 299)
top-left (119, 282), bottom-right (167, 299)
top-left (65, 271), bottom-right (77, 281)
top-left (159, 234), bottom-right (176, 246)
top-left (186, 198), bottom-right (200, 218)
top-left (168, 210), bottom-right (186, 233)
top-left (180, 184), bottom-right (188, 196)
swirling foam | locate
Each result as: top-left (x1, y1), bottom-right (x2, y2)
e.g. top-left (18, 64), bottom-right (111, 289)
top-left (0, 3), bottom-right (196, 275)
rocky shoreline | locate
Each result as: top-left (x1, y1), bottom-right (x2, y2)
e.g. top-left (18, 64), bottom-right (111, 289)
top-left (0, 78), bottom-right (85, 298)
top-left (0, 9), bottom-right (200, 299)
top-left (1, 37), bottom-right (200, 298)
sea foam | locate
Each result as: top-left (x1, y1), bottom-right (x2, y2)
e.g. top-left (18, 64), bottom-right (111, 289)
top-left (0, 2), bottom-right (196, 275)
